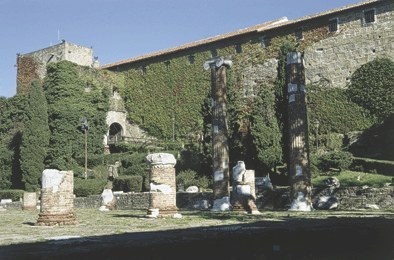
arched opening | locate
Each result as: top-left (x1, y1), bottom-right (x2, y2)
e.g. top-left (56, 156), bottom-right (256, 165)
top-left (108, 123), bottom-right (123, 143)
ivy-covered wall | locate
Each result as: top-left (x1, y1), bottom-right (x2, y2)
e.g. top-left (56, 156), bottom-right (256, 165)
top-left (101, 1), bottom-right (394, 174)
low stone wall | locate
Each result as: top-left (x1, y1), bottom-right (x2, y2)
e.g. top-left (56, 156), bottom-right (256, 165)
top-left (257, 186), bottom-right (394, 210)
top-left (3, 187), bottom-right (393, 211)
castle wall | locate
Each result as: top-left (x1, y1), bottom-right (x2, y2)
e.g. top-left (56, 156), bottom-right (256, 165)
top-left (16, 41), bottom-right (95, 93)
top-left (305, 2), bottom-right (394, 88)
top-left (104, 1), bottom-right (393, 93)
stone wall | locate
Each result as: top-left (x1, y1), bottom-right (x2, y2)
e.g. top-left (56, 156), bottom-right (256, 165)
top-left (17, 41), bottom-right (95, 93)
top-left (3, 187), bottom-right (393, 211)
top-left (305, 1), bottom-right (394, 88)
top-left (257, 186), bottom-right (394, 210)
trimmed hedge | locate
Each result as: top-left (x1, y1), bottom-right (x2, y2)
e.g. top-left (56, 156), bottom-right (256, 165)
top-left (351, 157), bottom-right (394, 177)
top-left (0, 189), bottom-right (25, 201)
top-left (317, 150), bottom-right (353, 172)
top-left (113, 175), bottom-right (143, 192)
top-left (74, 178), bottom-right (107, 197)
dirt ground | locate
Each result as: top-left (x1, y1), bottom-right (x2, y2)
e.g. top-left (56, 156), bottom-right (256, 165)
top-left (1, 208), bottom-right (394, 259)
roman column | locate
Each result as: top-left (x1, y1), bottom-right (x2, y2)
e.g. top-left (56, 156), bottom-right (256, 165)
top-left (203, 57), bottom-right (232, 212)
top-left (286, 52), bottom-right (312, 211)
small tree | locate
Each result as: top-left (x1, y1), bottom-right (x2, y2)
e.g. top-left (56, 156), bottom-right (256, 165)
top-left (20, 81), bottom-right (50, 191)
top-left (250, 87), bottom-right (282, 172)
top-left (347, 58), bottom-right (394, 121)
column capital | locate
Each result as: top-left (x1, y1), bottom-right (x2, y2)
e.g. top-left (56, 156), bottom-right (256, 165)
top-left (203, 57), bottom-right (233, 70)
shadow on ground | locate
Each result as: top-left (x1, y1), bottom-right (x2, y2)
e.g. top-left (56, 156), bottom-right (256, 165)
top-left (1, 215), bottom-right (393, 260)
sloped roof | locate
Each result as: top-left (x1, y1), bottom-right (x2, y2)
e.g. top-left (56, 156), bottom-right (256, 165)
top-left (101, 0), bottom-right (382, 69)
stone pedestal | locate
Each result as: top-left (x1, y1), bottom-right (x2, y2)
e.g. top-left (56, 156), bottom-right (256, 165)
top-left (36, 169), bottom-right (77, 226)
top-left (145, 153), bottom-right (178, 217)
top-left (23, 192), bottom-right (37, 211)
top-left (231, 166), bottom-right (259, 214)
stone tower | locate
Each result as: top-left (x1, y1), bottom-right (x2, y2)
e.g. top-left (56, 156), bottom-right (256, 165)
top-left (16, 40), bottom-right (99, 93)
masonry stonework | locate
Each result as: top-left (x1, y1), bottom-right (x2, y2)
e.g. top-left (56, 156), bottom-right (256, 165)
top-left (36, 170), bottom-right (77, 226)
top-left (17, 41), bottom-right (96, 93)
top-left (304, 1), bottom-right (394, 88)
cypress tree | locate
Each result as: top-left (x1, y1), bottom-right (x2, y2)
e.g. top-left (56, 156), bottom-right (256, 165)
top-left (250, 87), bottom-right (282, 173)
top-left (20, 81), bottom-right (50, 191)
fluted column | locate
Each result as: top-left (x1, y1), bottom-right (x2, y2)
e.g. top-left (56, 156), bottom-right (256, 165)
top-left (204, 57), bottom-right (232, 212)
top-left (286, 52), bottom-right (312, 211)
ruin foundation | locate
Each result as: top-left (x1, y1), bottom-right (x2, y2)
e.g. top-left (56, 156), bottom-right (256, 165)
top-left (36, 169), bottom-right (77, 226)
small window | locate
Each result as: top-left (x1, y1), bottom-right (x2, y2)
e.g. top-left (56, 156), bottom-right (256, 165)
top-left (328, 18), bottom-right (338, 32)
top-left (364, 9), bottom-right (375, 24)
top-left (210, 49), bottom-right (218, 57)
top-left (188, 55), bottom-right (195, 65)
top-left (235, 44), bottom-right (242, 54)
top-left (295, 28), bottom-right (303, 40)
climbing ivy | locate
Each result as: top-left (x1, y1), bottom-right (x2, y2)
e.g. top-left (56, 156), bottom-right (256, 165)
top-left (43, 61), bottom-right (113, 173)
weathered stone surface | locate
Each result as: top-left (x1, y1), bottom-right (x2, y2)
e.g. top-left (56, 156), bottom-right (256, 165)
top-left (232, 161), bottom-right (246, 183)
top-left (289, 192), bottom-right (313, 211)
top-left (185, 186), bottom-right (199, 193)
top-left (146, 156), bottom-right (178, 217)
top-left (145, 153), bottom-right (176, 168)
top-left (100, 189), bottom-right (116, 211)
top-left (313, 196), bottom-right (339, 210)
top-left (36, 170), bottom-right (77, 226)
top-left (324, 177), bottom-right (340, 189)
top-left (150, 183), bottom-right (172, 194)
top-left (22, 192), bottom-right (37, 211)
top-left (211, 196), bottom-right (231, 212)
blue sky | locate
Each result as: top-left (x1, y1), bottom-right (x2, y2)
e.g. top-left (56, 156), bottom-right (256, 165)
top-left (0, 0), bottom-right (361, 98)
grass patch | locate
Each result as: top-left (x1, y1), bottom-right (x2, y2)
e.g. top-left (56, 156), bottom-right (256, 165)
top-left (312, 170), bottom-right (392, 187)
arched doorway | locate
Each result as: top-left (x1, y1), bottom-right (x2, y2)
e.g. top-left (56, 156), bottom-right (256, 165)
top-left (108, 123), bottom-right (123, 144)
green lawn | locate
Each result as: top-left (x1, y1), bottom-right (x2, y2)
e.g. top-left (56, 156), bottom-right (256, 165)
top-left (312, 170), bottom-right (392, 187)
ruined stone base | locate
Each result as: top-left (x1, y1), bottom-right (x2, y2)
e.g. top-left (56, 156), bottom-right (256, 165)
top-left (231, 200), bottom-right (248, 214)
top-left (146, 207), bottom-right (178, 218)
top-left (231, 197), bottom-right (259, 214)
top-left (36, 212), bottom-right (78, 226)
top-left (23, 206), bottom-right (37, 211)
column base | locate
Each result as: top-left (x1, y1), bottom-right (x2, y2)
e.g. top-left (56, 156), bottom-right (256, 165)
top-left (146, 207), bottom-right (179, 218)
top-left (36, 212), bottom-right (78, 226)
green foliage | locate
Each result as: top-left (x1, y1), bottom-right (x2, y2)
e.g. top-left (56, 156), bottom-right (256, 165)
top-left (121, 152), bottom-right (148, 176)
top-left (308, 84), bottom-right (374, 135)
top-left (20, 81), bottom-right (50, 191)
top-left (347, 58), bottom-right (394, 121)
top-left (176, 169), bottom-right (211, 189)
top-left (122, 52), bottom-right (211, 140)
top-left (312, 170), bottom-right (392, 187)
top-left (74, 178), bottom-right (107, 197)
top-left (351, 157), bottom-right (394, 177)
top-left (250, 87), bottom-right (282, 171)
top-left (113, 175), bottom-right (143, 192)
top-left (348, 115), bottom-right (394, 160)
top-left (317, 150), bottom-right (353, 172)
top-left (90, 165), bottom-right (109, 180)
top-left (0, 95), bottom-right (28, 189)
top-left (0, 189), bottom-right (24, 201)
top-left (43, 61), bottom-right (110, 171)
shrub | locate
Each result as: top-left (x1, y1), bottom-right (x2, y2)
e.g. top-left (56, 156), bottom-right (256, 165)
top-left (351, 157), bottom-right (394, 177)
top-left (0, 189), bottom-right (25, 201)
top-left (176, 170), bottom-right (211, 189)
top-left (318, 150), bottom-right (353, 172)
top-left (74, 178), bottom-right (107, 197)
top-left (347, 58), bottom-right (394, 121)
top-left (91, 165), bottom-right (109, 179)
top-left (113, 175), bottom-right (143, 192)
